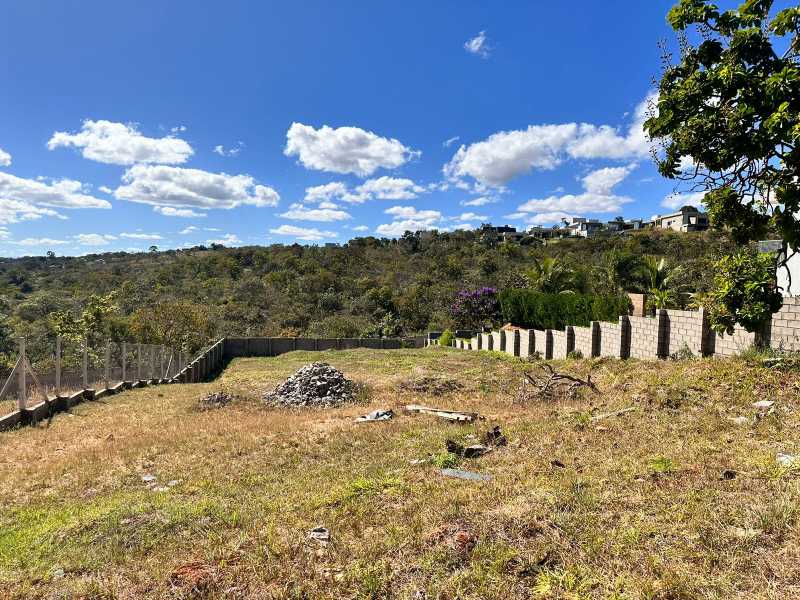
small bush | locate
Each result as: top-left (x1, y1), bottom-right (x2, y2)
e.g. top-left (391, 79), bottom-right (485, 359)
top-left (567, 350), bottom-right (583, 360)
top-left (438, 329), bottom-right (455, 347)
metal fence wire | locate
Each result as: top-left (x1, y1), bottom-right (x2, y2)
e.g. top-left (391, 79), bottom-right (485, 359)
top-left (0, 337), bottom-right (191, 418)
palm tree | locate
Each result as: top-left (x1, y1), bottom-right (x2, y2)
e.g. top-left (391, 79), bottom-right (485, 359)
top-left (641, 255), bottom-right (683, 309)
top-left (641, 256), bottom-right (682, 292)
top-left (527, 257), bottom-right (574, 294)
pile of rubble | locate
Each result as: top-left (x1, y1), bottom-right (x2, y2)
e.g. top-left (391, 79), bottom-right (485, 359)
top-left (197, 391), bottom-right (234, 411)
top-left (264, 362), bottom-right (356, 408)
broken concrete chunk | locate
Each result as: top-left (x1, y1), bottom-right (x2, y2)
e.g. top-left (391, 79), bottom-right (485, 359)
top-left (355, 409), bottom-right (394, 422)
top-left (441, 468), bottom-right (492, 481)
top-left (309, 526), bottom-right (330, 544)
top-left (463, 445), bottom-right (492, 458)
top-left (483, 425), bottom-right (507, 447)
top-left (752, 400), bottom-right (775, 411)
top-left (729, 416), bottom-right (751, 426)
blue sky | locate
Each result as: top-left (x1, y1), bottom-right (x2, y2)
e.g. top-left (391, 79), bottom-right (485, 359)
top-left (0, 1), bottom-right (725, 255)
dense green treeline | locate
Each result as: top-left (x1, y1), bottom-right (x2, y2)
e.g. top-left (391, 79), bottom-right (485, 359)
top-left (0, 228), bottom-right (737, 355)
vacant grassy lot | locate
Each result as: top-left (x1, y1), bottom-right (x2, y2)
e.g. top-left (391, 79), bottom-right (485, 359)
top-left (1, 348), bottom-right (800, 599)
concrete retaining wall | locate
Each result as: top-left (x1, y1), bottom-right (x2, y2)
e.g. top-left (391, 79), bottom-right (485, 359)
top-left (491, 330), bottom-right (506, 352)
top-left (505, 330), bottom-right (520, 356)
top-left (551, 327), bottom-right (574, 359)
top-left (572, 323), bottom-right (599, 358)
top-left (481, 333), bottom-right (493, 350)
top-left (598, 317), bottom-right (630, 358)
top-left (768, 297), bottom-right (800, 351)
top-left (663, 308), bottom-right (710, 357)
top-left (534, 329), bottom-right (553, 359)
top-left (519, 330), bottom-right (535, 358)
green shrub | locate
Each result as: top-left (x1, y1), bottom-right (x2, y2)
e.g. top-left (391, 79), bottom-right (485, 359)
top-left (499, 290), bottom-right (630, 330)
top-left (438, 329), bottom-right (455, 347)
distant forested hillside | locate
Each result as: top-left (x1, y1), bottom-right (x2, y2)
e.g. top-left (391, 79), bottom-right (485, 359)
top-left (0, 229), bottom-right (737, 354)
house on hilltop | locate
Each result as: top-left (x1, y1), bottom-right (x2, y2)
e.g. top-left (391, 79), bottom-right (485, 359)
top-left (652, 206), bottom-right (709, 233)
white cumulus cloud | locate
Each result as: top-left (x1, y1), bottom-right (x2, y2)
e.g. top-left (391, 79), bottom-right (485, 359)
top-left (207, 233), bottom-right (241, 245)
top-left (15, 237), bottom-right (69, 246)
top-left (119, 232), bottom-right (162, 240)
top-left (517, 165), bottom-right (636, 216)
top-left (444, 93), bottom-right (656, 187)
top-left (280, 203), bottom-right (351, 222)
top-left (48, 120), bottom-right (193, 165)
top-left (0, 147), bottom-right (11, 167)
top-left (270, 224), bottom-right (337, 241)
top-left (460, 196), bottom-right (497, 207)
top-left (76, 233), bottom-right (116, 246)
top-left (114, 165), bottom-right (279, 211)
top-left (376, 206), bottom-right (443, 237)
top-left (0, 172), bottom-right (110, 224)
top-left (154, 206), bottom-right (207, 218)
top-left (464, 31), bottom-right (490, 58)
top-left (285, 122), bottom-right (419, 177)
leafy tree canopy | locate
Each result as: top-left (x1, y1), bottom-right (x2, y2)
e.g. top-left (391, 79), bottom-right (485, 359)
top-left (646, 0), bottom-right (800, 330)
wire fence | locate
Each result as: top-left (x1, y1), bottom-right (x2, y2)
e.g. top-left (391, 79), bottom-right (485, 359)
top-left (0, 338), bottom-right (192, 418)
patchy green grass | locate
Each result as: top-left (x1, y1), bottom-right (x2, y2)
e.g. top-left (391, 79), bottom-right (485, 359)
top-left (1, 347), bottom-right (800, 598)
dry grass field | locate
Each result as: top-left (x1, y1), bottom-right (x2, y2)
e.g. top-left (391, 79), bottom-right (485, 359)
top-left (1, 347), bottom-right (800, 599)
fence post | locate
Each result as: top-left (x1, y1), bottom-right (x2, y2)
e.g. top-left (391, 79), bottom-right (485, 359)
top-left (137, 343), bottom-right (142, 381)
top-left (104, 342), bottom-right (110, 388)
top-left (177, 350), bottom-right (183, 375)
top-left (122, 342), bottom-right (127, 382)
top-left (149, 345), bottom-right (155, 381)
top-left (55, 336), bottom-right (61, 396)
top-left (160, 345), bottom-right (166, 380)
top-left (82, 338), bottom-right (89, 389)
top-left (17, 338), bottom-right (26, 411)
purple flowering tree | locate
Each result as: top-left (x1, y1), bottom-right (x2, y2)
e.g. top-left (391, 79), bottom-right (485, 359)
top-left (450, 287), bottom-right (501, 330)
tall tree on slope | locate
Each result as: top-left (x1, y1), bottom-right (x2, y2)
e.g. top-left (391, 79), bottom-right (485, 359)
top-left (645, 0), bottom-right (799, 333)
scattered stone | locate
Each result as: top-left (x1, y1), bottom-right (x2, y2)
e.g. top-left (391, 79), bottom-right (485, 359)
top-left (309, 526), bottom-right (331, 545)
top-left (753, 400), bottom-right (775, 410)
top-left (441, 468), bottom-right (492, 481)
top-left (198, 391), bottom-right (234, 411)
top-left (52, 568), bottom-right (65, 579)
top-left (729, 416), bottom-right (751, 426)
top-left (142, 474), bottom-right (157, 483)
top-left (463, 445), bottom-right (492, 458)
top-left (265, 363), bottom-right (356, 408)
top-left (483, 425), bottom-right (507, 447)
top-left (777, 453), bottom-right (799, 468)
top-left (399, 375), bottom-right (463, 396)
top-left (551, 459), bottom-right (566, 469)
top-left (355, 409), bottom-right (394, 422)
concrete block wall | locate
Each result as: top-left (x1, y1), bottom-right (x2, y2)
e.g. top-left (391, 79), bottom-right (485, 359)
top-left (491, 330), bottom-right (506, 352)
top-left (712, 326), bottom-right (759, 357)
top-left (572, 322), bottom-right (599, 358)
top-left (447, 297), bottom-right (800, 361)
top-left (769, 297), bottom-right (800, 351)
top-left (551, 327), bottom-right (575, 359)
top-left (533, 329), bottom-right (553, 359)
top-left (598, 317), bottom-right (631, 358)
top-left (519, 330), bottom-right (535, 358)
top-left (663, 308), bottom-right (711, 357)
top-left (505, 330), bottom-right (520, 357)
top-left (628, 313), bottom-right (665, 359)
top-left (481, 333), bottom-right (493, 350)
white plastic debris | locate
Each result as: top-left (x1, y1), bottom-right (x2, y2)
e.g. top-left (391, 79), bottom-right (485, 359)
top-left (777, 453), bottom-right (799, 468)
top-left (355, 409), bottom-right (394, 422)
